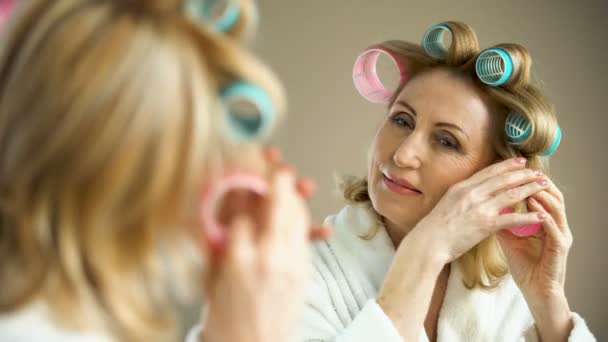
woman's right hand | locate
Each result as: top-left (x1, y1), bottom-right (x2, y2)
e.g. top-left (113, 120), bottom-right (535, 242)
top-left (408, 157), bottom-right (549, 265)
top-left (200, 148), bottom-right (331, 342)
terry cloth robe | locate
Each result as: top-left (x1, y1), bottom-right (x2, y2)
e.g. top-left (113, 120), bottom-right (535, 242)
top-left (299, 203), bottom-right (596, 342)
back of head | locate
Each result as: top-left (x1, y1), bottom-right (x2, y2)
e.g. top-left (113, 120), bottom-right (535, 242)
top-left (0, 0), bottom-right (284, 339)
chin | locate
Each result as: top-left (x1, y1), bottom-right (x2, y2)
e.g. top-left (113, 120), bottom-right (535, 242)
top-left (370, 191), bottom-right (421, 229)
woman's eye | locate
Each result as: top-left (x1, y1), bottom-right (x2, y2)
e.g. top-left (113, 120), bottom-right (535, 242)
top-left (437, 135), bottom-right (460, 150)
top-left (391, 113), bottom-right (413, 128)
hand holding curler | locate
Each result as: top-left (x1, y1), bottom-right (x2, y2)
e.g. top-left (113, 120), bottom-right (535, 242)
top-left (199, 146), bottom-right (332, 258)
top-left (199, 147), bottom-right (332, 342)
top-left (500, 206), bottom-right (542, 237)
top-left (496, 180), bottom-right (574, 340)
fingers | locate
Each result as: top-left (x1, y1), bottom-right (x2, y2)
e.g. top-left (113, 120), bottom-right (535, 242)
top-left (530, 190), bottom-right (563, 224)
top-left (263, 145), bottom-right (283, 165)
top-left (485, 176), bottom-right (549, 211)
top-left (262, 167), bottom-right (303, 241)
top-left (309, 225), bottom-right (333, 241)
top-left (482, 168), bottom-right (544, 198)
top-left (492, 210), bottom-right (546, 231)
top-left (530, 191), bottom-right (572, 241)
top-left (225, 214), bottom-right (256, 266)
top-left (533, 179), bottom-right (568, 227)
top-left (460, 157), bottom-right (527, 189)
top-left (262, 146), bottom-right (329, 243)
top-left (528, 196), bottom-right (572, 251)
top-left (296, 177), bottom-right (317, 200)
top-left (264, 145), bottom-right (317, 199)
top-left (544, 178), bottom-right (565, 203)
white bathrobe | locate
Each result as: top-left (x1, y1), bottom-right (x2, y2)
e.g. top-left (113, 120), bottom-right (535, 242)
top-left (299, 203), bottom-right (595, 342)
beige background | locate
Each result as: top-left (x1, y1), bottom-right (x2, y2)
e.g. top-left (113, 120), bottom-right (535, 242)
top-left (253, 0), bottom-right (607, 338)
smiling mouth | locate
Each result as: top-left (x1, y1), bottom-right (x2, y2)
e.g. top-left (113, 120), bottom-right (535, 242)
top-left (383, 174), bottom-right (422, 194)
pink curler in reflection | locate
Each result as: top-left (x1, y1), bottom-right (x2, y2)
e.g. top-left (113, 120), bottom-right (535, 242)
top-left (0, 0), bottom-right (16, 32)
top-left (200, 172), bottom-right (268, 252)
top-left (352, 47), bottom-right (408, 104)
top-left (499, 207), bottom-right (542, 237)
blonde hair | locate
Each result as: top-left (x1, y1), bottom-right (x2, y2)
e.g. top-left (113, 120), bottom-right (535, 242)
top-left (0, 0), bottom-right (284, 340)
top-left (342, 21), bottom-right (558, 290)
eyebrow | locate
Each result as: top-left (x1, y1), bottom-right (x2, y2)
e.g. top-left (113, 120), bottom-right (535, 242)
top-left (395, 100), bottom-right (470, 141)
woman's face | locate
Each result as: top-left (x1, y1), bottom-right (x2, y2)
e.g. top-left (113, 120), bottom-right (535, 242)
top-left (368, 68), bottom-right (501, 234)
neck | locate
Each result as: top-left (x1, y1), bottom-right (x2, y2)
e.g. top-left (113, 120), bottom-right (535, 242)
top-left (383, 217), bottom-right (415, 248)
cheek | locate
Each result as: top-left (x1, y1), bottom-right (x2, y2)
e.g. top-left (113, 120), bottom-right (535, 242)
top-left (371, 125), bottom-right (398, 165)
top-left (368, 126), bottom-right (394, 192)
top-left (367, 142), bottom-right (381, 186)
top-left (428, 155), bottom-right (488, 197)
top-left (368, 130), bottom-right (383, 175)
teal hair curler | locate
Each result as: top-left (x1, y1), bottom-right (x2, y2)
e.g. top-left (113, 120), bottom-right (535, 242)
top-left (422, 24), bottom-right (452, 60)
top-left (222, 82), bottom-right (275, 143)
top-left (475, 48), bottom-right (514, 87)
top-left (505, 112), bottom-right (532, 143)
top-left (505, 112), bottom-right (562, 156)
top-left (542, 125), bottom-right (562, 156)
top-left (186, 0), bottom-right (241, 33)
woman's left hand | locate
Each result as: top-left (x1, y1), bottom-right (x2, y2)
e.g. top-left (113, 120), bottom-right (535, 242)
top-left (497, 175), bottom-right (574, 341)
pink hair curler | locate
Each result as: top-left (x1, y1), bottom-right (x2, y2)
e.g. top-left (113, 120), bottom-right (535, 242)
top-left (499, 207), bottom-right (542, 237)
top-left (200, 172), bottom-right (268, 253)
top-left (352, 47), bottom-right (408, 104)
top-left (0, 0), bottom-right (16, 32)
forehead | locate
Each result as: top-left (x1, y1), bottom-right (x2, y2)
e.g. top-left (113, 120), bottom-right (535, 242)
top-left (394, 68), bottom-right (495, 129)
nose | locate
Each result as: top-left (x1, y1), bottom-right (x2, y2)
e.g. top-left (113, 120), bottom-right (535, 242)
top-left (392, 134), bottom-right (423, 169)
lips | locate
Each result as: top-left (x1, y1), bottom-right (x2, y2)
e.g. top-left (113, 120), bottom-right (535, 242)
top-left (383, 173), bottom-right (421, 193)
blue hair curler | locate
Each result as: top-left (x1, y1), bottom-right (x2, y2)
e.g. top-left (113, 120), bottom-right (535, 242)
top-left (505, 112), bottom-right (562, 156)
top-left (475, 48), bottom-right (514, 87)
top-left (422, 24), bottom-right (452, 59)
top-left (505, 112), bottom-right (532, 143)
top-left (541, 125), bottom-right (561, 156)
top-left (186, 0), bottom-right (241, 33)
top-left (222, 82), bottom-right (275, 143)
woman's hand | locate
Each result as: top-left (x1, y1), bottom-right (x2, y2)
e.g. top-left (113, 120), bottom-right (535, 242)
top-left (497, 178), bottom-right (574, 342)
top-left (378, 157), bottom-right (549, 340)
top-left (200, 148), bottom-right (331, 342)
top-left (408, 157), bottom-right (548, 264)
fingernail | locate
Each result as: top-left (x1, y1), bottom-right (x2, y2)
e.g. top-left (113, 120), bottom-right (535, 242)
top-left (537, 212), bottom-right (547, 220)
top-left (516, 158), bottom-right (527, 164)
top-left (264, 146), bottom-right (280, 161)
top-left (534, 170), bottom-right (543, 176)
top-left (537, 179), bottom-right (548, 186)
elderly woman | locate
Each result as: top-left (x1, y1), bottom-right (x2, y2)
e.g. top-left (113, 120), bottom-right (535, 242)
top-left (300, 21), bottom-right (595, 341)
